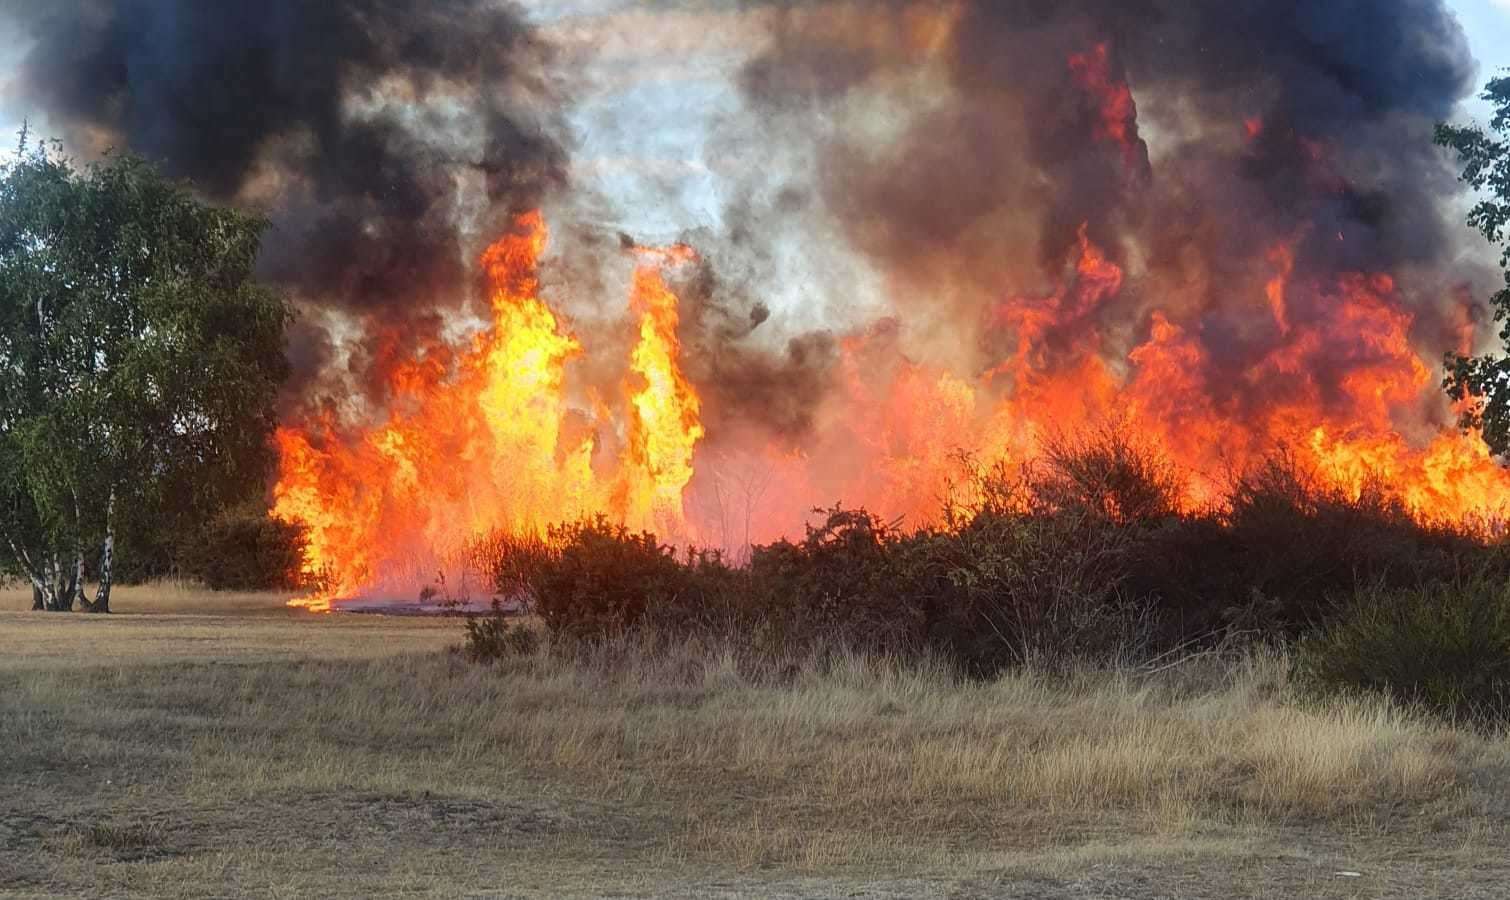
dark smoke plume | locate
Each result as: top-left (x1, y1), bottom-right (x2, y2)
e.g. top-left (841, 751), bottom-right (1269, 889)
top-left (2, 0), bottom-right (567, 401)
top-left (743, 0), bottom-right (1472, 281)
top-left (730, 0), bottom-right (1482, 435)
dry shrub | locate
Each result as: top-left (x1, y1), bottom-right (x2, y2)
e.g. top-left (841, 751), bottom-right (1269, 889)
top-left (467, 428), bottom-right (1510, 699)
top-left (1299, 576), bottom-right (1510, 726)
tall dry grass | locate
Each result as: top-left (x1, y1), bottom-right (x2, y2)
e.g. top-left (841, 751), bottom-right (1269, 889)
top-left (5, 600), bottom-right (1509, 896)
top-left (166, 628), bottom-right (1496, 845)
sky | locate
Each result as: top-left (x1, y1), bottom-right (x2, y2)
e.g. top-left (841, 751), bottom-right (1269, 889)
top-left (0, 0), bottom-right (1505, 243)
top-left (1455, 0), bottom-right (1510, 117)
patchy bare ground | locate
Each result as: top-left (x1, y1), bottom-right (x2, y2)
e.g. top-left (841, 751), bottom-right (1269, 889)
top-left (2, 586), bottom-right (1508, 898)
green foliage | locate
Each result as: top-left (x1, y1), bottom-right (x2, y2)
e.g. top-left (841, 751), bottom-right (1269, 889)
top-left (1298, 576), bottom-right (1510, 726)
top-left (462, 600), bottom-right (538, 664)
top-left (529, 517), bottom-right (685, 640)
top-left (0, 140), bottom-right (291, 609)
top-left (1437, 76), bottom-right (1510, 456)
top-left (179, 506), bottom-right (308, 591)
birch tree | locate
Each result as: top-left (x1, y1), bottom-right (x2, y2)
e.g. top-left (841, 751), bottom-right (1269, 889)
top-left (1438, 76), bottom-right (1510, 457)
top-left (0, 141), bottom-right (290, 611)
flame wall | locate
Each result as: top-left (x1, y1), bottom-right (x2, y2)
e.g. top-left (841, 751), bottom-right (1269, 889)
top-left (6, 1), bottom-right (1509, 606)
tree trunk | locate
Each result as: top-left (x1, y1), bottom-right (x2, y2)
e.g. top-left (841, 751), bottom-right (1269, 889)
top-left (82, 493), bottom-right (114, 614)
top-left (84, 535), bottom-right (112, 614)
top-left (44, 555), bottom-right (74, 611)
top-left (68, 551), bottom-right (83, 610)
top-left (5, 534), bottom-right (65, 611)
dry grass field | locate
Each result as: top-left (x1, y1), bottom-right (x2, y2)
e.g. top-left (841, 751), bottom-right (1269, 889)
top-left (3, 585), bottom-right (1509, 898)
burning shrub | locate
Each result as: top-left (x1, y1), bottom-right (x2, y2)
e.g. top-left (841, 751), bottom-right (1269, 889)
top-left (1298, 576), bottom-right (1510, 726)
top-left (469, 433), bottom-right (1510, 678)
top-left (1220, 457), bottom-right (1499, 635)
top-left (472, 522), bottom-right (555, 605)
top-left (1031, 426), bottom-right (1184, 525)
top-left (1101, 453), bottom-right (1510, 644)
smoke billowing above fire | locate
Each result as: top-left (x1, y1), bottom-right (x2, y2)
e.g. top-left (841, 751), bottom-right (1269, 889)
top-left (2, 0), bottom-right (566, 401)
top-left (5, 0), bottom-right (1509, 606)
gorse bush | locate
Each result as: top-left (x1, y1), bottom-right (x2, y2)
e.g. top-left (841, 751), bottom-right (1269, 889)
top-left (1032, 427), bottom-right (1183, 525)
top-left (1219, 459), bottom-right (1495, 633)
top-left (501, 502), bottom-right (1155, 670)
top-left (905, 501), bottom-right (1152, 674)
top-left (1298, 576), bottom-right (1510, 726)
top-left (469, 528), bottom-right (552, 603)
top-left (1116, 454), bottom-right (1509, 642)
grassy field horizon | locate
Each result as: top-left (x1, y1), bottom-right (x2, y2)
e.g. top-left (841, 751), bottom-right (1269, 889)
top-left (3, 586), bottom-right (1510, 898)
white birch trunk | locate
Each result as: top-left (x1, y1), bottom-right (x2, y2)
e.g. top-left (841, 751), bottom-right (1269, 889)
top-left (86, 491), bottom-right (115, 614)
top-left (4, 535), bottom-right (49, 607)
top-left (71, 492), bottom-right (87, 609)
top-left (72, 551), bottom-right (85, 608)
top-left (43, 554), bottom-right (71, 611)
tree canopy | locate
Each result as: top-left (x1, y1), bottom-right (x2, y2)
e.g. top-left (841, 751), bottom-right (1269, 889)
top-left (0, 139), bottom-right (291, 611)
top-left (1438, 76), bottom-right (1510, 457)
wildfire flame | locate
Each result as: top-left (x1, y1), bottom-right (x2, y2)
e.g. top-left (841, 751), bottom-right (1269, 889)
top-left (623, 244), bottom-right (706, 535)
top-left (815, 232), bottom-right (1510, 528)
top-left (273, 213), bottom-right (704, 611)
top-left (271, 40), bottom-right (1510, 612)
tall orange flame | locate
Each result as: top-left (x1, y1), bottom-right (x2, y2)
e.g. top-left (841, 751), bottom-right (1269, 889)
top-left (623, 245), bottom-right (706, 534)
top-left (273, 213), bottom-right (703, 610)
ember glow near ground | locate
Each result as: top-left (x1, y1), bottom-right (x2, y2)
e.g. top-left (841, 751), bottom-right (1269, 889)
top-left (4, 586), bottom-right (1510, 898)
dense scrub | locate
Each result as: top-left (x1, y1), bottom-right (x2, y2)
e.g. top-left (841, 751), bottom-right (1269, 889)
top-left (474, 431), bottom-right (1510, 715)
top-left (178, 506), bottom-right (309, 591)
top-left (1299, 577), bottom-right (1510, 726)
